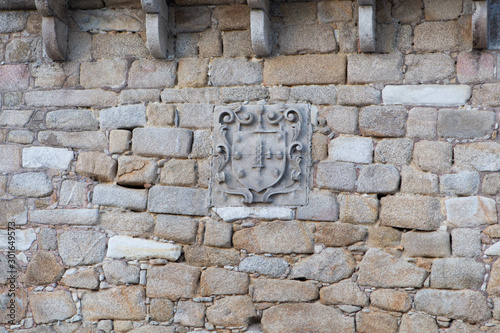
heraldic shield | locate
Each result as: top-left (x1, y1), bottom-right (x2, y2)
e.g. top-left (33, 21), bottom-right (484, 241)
top-left (211, 104), bottom-right (310, 206)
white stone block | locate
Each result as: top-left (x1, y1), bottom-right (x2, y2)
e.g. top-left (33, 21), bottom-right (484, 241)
top-left (107, 235), bottom-right (182, 261)
top-left (329, 136), bottom-right (373, 164)
top-left (213, 207), bottom-right (295, 222)
top-left (382, 85), bottom-right (471, 106)
top-left (0, 228), bottom-right (36, 251)
top-left (22, 147), bottom-right (74, 170)
top-left (446, 196), bottom-right (497, 228)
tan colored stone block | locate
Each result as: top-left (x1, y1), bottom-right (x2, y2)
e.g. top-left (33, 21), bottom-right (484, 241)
top-left (160, 159), bottom-right (196, 186)
top-left (178, 58), bottom-right (208, 88)
top-left (76, 151), bottom-right (117, 182)
top-left (213, 5), bottom-right (250, 30)
top-left (109, 129), bottom-right (131, 154)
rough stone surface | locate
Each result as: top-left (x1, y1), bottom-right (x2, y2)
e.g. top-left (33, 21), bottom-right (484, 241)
top-left (0, 286), bottom-right (27, 324)
top-left (316, 161), bottom-right (356, 191)
top-left (356, 311), bottom-right (399, 333)
top-left (400, 166), bottom-right (439, 195)
top-left (160, 159), bottom-right (196, 186)
top-left (146, 264), bottom-right (200, 300)
top-left (357, 164), bottom-right (400, 194)
top-left (184, 245), bottom-right (240, 267)
top-left (76, 151), bottom-right (117, 182)
top-left (440, 172), bottom-right (480, 195)
top-left (150, 299), bottom-right (174, 323)
top-left (148, 186), bottom-right (208, 216)
top-left (437, 109), bottom-right (495, 139)
top-left (30, 209), bottom-right (99, 226)
top-left (262, 303), bottom-right (354, 333)
top-left (348, 54), bottom-right (403, 84)
top-left (38, 131), bottom-right (107, 150)
top-left (315, 223), bottom-right (367, 247)
top-left (117, 156), bottom-right (157, 186)
top-left (370, 289), bottom-right (411, 312)
top-left (30, 291), bottom-right (76, 324)
top-left (405, 53), bottom-right (455, 83)
top-left (406, 107), bottom-right (437, 139)
top-left (402, 231), bottom-right (451, 258)
top-left (233, 221), bottom-right (314, 254)
top-left (414, 289), bottom-right (491, 323)
top-left (9, 172), bottom-right (53, 198)
top-left (200, 268), bottom-right (248, 296)
top-left (446, 196), bottom-right (497, 228)
top-left (0, 199), bottom-right (28, 226)
top-left (339, 194), bottom-right (379, 225)
top-left (99, 211), bottom-right (154, 237)
top-left (452, 228), bottom-right (482, 258)
top-left (0, 228), bottom-right (36, 251)
top-left (289, 248), bottom-right (356, 283)
top-left (329, 136), bottom-right (373, 164)
top-left (322, 106), bottom-right (358, 134)
top-left (359, 106), bottom-right (407, 137)
top-left (22, 252), bottom-right (64, 286)
top-left (60, 268), bottom-right (99, 290)
top-left (81, 59), bottom-right (128, 88)
top-left (93, 184), bottom-right (147, 211)
top-left (337, 85), bottom-right (381, 106)
top-left (103, 260), bottom-right (140, 285)
top-left (253, 279), bottom-right (318, 302)
top-left (483, 173), bottom-right (500, 195)
top-left (99, 104), bottom-right (147, 130)
top-left (320, 280), bottom-right (368, 307)
top-left (203, 218), bottom-right (232, 248)
top-left (238, 255), bottom-right (289, 278)
top-left (380, 195), bottom-right (443, 230)
top-left (375, 138), bottom-right (413, 165)
top-left (26, 90), bottom-right (117, 108)
top-left (22, 147), bottom-right (74, 170)
top-left (38, 228), bottom-right (57, 251)
top-left (173, 300), bottom-right (205, 327)
top-left (128, 60), bottom-right (176, 89)
top-left (107, 236), bottom-right (181, 261)
top-left (81, 286), bottom-right (146, 321)
top-left (382, 85), bottom-right (471, 106)
top-left (358, 248), bottom-right (428, 288)
top-left (297, 191), bottom-right (338, 222)
top-left (210, 58), bottom-right (263, 86)
top-left (155, 215), bottom-right (199, 245)
top-left (414, 140), bottom-right (453, 172)
top-left (206, 296), bottom-right (256, 327)
top-left (278, 24), bottom-right (337, 55)
top-left (146, 103), bottom-right (175, 127)
top-left (399, 313), bottom-right (439, 333)
top-left (454, 142), bottom-right (500, 171)
top-left (132, 128), bottom-right (192, 158)
top-left (58, 230), bottom-right (107, 266)
top-left (431, 258), bottom-right (485, 290)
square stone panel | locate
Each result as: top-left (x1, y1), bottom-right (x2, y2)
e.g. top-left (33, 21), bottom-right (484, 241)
top-left (211, 104), bottom-right (311, 207)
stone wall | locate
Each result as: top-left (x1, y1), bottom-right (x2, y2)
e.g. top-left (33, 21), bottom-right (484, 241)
top-left (0, 0), bottom-right (499, 332)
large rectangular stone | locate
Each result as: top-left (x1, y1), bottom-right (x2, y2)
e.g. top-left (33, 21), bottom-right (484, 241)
top-left (80, 59), bottom-right (128, 88)
top-left (430, 258), bottom-right (485, 290)
top-left (38, 131), bottom-right (107, 150)
top-left (91, 33), bottom-right (149, 58)
top-left (146, 264), bottom-right (200, 300)
top-left (382, 85), bottom-right (471, 105)
top-left (445, 196), bottom-right (497, 228)
top-left (93, 184), bottom-right (148, 211)
top-left (128, 60), bottom-right (176, 89)
top-left (316, 161), bottom-right (356, 191)
top-left (45, 109), bottom-right (99, 131)
top-left (25, 89), bottom-right (117, 107)
top-left (405, 53), bottom-right (455, 83)
top-left (81, 286), bottom-right (146, 321)
top-left (99, 104), bottom-right (147, 130)
top-left (437, 109), bottom-right (495, 138)
top-left (328, 136), bottom-right (373, 164)
top-left (177, 104), bottom-right (214, 129)
top-left (132, 128), bottom-right (192, 158)
top-left (380, 195), bottom-right (443, 230)
top-left (454, 142), bottom-right (500, 171)
top-left (471, 83), bottom-right (500, 107)
top-left (290, 85), bottom-right (336, 105)
top-left (264, 54), bottom-right (346, 86)
top-left (337, 85), bottom-right (381, 106)
top-left (0, 145), bottom-right (21, 173)
top-left (402, 231), bottom-right (451, 258)
top-left (347, 54), bottom-right (403, 84)
top-left (213, 207), bottom-right (295, 222)
top-left (99, 211), bottom-right (155, 237)
top-left (22, 147), bottom-right (74, 170)
top-left (414, 21), bottom-right (460, 52)
top-left (210, 58), bottom-right (263, 86)
top-left (253, 279), bottom-right (318, 302)
top-left (278, 24), bottom-right (336, 55)
top-left (161, 87), bottom-right (219, 104)
top-left (30, 209), bottom-right (99, 225)
top-left (359, 106), bottom-right (407, 137)
top-left (148, 186), bottom-right (208, 216)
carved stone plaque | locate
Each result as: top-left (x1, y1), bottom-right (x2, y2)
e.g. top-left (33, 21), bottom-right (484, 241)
top-left (211, 104), bottom-right (310, 206)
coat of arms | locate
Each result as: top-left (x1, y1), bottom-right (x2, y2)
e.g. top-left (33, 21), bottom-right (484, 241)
top-left (211, 104), bottom-right (310, 206)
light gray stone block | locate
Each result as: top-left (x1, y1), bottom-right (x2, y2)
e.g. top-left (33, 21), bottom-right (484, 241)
top-left (155, 215), bottom-right (199, 245)
top-left (402, 231), bottom-right (451, 258)
top-left (357, 164), bottom-right (400, 194)
top-left (93, 184), bottom-right (148, 211)
top-left (316, 161), bottom-right (356, 191)
top-left (290, 85), bottom-right (336, 105)
top-left (30, 209), bottom-right (99, 225)
top-left (382, 85), bottom-right (471, 105)
top-left (0, 110), bottom-right (33, 127)
top-left (374, 138), bottom-right (413, 165)
top-left (359, 105), bottom-right (407, 137)
top-left (296, 190), bottom-right (339, 222)
top-left (400, 166), bottom-right (439, 195)
top-left (132, 128), bottom-right (192, 158)
top-left (213, 207), bottom-right (294, 222)
top-left (452, 228), bottom-right (482, 258)
top-left (440, 171), bottom-right (480, 195)
top-left (9, 172), bottom-right (53, 197)
top-left (58, 230), bottom-right (107, 266)
top-left (380, 195), bottom-right (443, 231)
top-left (329, 136), bottom-right (373, 164)
top-left (22, 147), bottom-right (74, 170)
top-left (437, 109), bottom-right (495, 138)
top-left (0, 228), bottom-right (36, 251)
top-left (445, 196), bottom-right (497, 227)
top-left (0, 145), bottom-right (21, 173)
top-left (99, 104), bottom-right (147, 130)
top-left (177, 104), bottom-right (214, 129)
top-left (430, 258), bottom-right (485, 289)
top-left (454, 142), bottom-right (500, 171)
top-left (38, 131), bottom-right (107, 150)
top-left (322, 106), bottom-right (358, 134)
top-left (148, 186), bottom-right (208, 216)
top-left (238, 255), bottom-right (289, 278)
top-left (210, 58), bottom-right (263, 86)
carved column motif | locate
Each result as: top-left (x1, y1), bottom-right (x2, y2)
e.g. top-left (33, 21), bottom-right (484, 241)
top-left (141, 0), bottom-right (169, 58)
top-left (248, 0), bottom-right (272, 57)
top-left (35, 0), bottom-right (68, 61)
top-left (358, 0), bottom-right (376, 53)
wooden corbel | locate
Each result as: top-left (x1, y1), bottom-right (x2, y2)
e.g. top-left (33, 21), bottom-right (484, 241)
top-left (472, 0), bottom-right (488, 49)
top-left (141, 0), bottom-right (168, 58)
top-left (358, 0), bottom-right (376, 53)
top-left (248, 0), bottom-right (272, 57)
top-left (35, 0), bottom-right (68, 60)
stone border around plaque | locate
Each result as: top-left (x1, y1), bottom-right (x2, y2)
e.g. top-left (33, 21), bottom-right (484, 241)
top-left (211, 104), bottom-right (311, 207)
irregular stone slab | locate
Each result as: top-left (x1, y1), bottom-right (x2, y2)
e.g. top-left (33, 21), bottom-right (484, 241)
top-left (21, 252), bottom-right (64, 286)
top-left (150, 298), bottom-right (175, 323)
top-left (339, 194), bottom-right (379, 225)
top-left (402, 231), bottom-right (451, 258)
top-left (483, 173), bottom-right (500, 195)
top-left (30, 209), bottom-right (99, 225)
top-left (315, 222), bottom-right (367, 247)
top-left (148, 186), bottom-right (208, 216)
top-left (213, 207), bottom-right (294, 222)
top-left (60, 268), bottom-right (99, 290)
top-left (45, 109), bottom-right (99, 131)
top-left (81, 286), bottom-right (146, 321)
top-left (401, 166), bottom-right (439, 194)
top-left (358, 248), bottom-right (427, 288)
top-left (319, 280), bottom-right (368, 307)
top-left (103, 260), bottom-right (140, 285)
top-left (76, 151), bottom-right (117, 182)
top-left (253, 279), bottom-right (318, 302)
top-left (99, 211), bottom-right (155, 237)
top-left (414, 289), bottom-right (491, 323)
top-left (484, 241), bottom-right (500, 256)
top-left (399, 313), bottom-right (439, 333)
top-left (117, 156), bottom-right (157, 187)
top-left (359, 106), bottom-right (407, 137)
top-left (238, 255), bottom-right (289, 278)
top-left (289, 248), bottom-right (356, 283)
top-left (431, 258), bottom-right (485, 290)
top-left (414, 140), bottom-right (453, 173)
top-left (0, 199), bottom-right (27, 226)
top-left (93, 184), bottom-right (148, 211)
top-left (262, 303), bottom-right (354, 333)
top-left (146, 264), bottom-right (200, 300)
top-left (30, 291), bottom-right (76, 324)
top-left (58, 230), bottom-right (107, 266)
top-left (173, 300), bottom-right (206, 327)
top-left (38, 131), bottom-right (107, 150)
top-left (454, 142), bottom-right (500, 171)
top-left (200, 267), bottom-right (248, 296)
top-left (296, 191), bottom-right (338, 222)
top-left (440, 171), bottom-right (480, 196)
top-left (370, 289), bottom-right (412, 312)
top-left (487, 260), bottom-right (500, 295)
top-left (367, 226), bottom-right (402, 248)
top-left (380, 195), bottom-right (443, 230)
top-left (22, 147), bottom-right (74, 170)
top-left (0, 228), bottom-right (36, 251)
top-left (206, 296), bottom-right (257, 327)
top-left (99, 104), bottom-right (147, 130)
top-left (446, 196), bottom-right (497, 228)
top-left (437, 109), bottom-right (495, 139)
top-left (382, 85), bottom-right (471, 105)
top-left (9, 172), bottom-right (53, 198)
top-left (233, 221), bottom-right (314, 254)
top-left (107, 236), bottom-right (181, 261)
top-left (357, 164), bottom-right (400, 194)
top-left (0, 286), bottom-right (27, 324)
top-left (132, 128), bottom-right (192, 158)
top-left (329, 136), bottom-right (373, 164)
top-left (185, 245), bottom-right (240, 267)
top-left (356, 311), bottom-right (398, 333)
